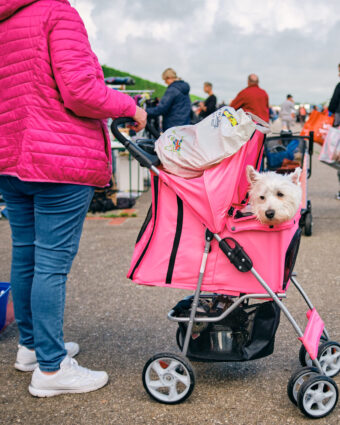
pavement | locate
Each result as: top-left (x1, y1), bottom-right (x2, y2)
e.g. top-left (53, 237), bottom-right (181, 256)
top-left (0, 137), bottom-right (340, 425)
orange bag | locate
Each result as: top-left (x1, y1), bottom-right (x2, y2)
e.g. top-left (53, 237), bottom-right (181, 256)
top-left (301, 109), bottom-right (334, 145)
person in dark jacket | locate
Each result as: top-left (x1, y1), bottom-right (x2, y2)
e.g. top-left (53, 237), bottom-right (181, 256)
top-left (329, 63), bottom-right (340, 128)
top-left (199, 82), bottom-right (217, 119)
top-left (146, 68), bottom-right (191, 131)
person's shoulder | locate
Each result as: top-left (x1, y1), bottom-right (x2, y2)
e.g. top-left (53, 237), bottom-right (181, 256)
top-left (49, 0), bottom-right (81, 21)
top-left (256, 86), bottom-right (269, 96)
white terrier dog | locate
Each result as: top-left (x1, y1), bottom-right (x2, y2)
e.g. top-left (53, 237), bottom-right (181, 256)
top-left (246, 165), bottom-right (302, 225)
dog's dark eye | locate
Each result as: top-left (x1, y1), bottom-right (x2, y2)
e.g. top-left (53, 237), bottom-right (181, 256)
top-left (277, 192), bottom-right (284, 197)
top-left (260, 195), bottom-right (265, 200)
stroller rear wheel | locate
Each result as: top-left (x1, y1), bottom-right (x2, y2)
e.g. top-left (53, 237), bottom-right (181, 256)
top-left (287, 366), bottom-right (319, 405)
top-left (304, 211), bottom-right (312, 236)
top-left (297, 375), bottom-right (338, 419)
top-left (142, 352), bottom-right (195, 404)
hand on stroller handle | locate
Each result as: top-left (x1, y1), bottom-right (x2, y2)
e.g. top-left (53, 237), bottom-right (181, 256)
top-left (110, 117), bottom-right (160, 170)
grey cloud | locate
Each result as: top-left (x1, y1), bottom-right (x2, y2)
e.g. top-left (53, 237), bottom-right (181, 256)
top-left (86, 0), bottom-right (340, 105)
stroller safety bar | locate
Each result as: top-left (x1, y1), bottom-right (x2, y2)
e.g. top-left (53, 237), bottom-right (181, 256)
top-left (110, 117), bottom-right (161, 170)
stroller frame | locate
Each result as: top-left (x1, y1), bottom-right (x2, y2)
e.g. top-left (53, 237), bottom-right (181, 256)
top-left (168, 228), bottom-right (329, 369)
top-left (111, 118), bottom-right (340, 419)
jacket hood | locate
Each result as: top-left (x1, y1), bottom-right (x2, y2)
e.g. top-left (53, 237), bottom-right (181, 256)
top-left (171, 80), bottom-right (190, 95)
top-left (0, 0), bottom-right (68, 21)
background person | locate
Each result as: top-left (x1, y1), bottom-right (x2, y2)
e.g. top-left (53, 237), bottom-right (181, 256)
top-left (280, 94), bottom-right (296, 131)
top-left (199, 82), bottom-right (217, 119)
top-left (146, 68), bottom-right (191, 131)
top-left (328, 63), bottom-right (340, 199)
top-left (329, 63), bottom-right (340, 128)
top-left (0, 0), bottom-right (146, 397)
top-left (230, 74), bottom-right (270, 122)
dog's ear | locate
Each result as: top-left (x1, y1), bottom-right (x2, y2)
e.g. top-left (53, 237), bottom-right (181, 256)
top-left (246, 165), bottom-right (260, 185)
top-left (290, 167), bottom-right (302, 185)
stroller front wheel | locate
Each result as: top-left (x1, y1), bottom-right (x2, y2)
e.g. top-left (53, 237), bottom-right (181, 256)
top-left (297, 375), bottom-right (338, 419)
top-left (287, 366), bottom-right (319, 405)
top-left (298, 336), bottom-right (327, 368)
top-left (299, 340), bottom-right (340, 377)
top-left (142, 352), bottom-right (195, 404)
top-left (317, 341), bottom-right (340, 378)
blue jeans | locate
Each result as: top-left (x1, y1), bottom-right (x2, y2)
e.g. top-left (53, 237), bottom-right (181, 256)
top-left (0, 176), bottom-right (94, 371)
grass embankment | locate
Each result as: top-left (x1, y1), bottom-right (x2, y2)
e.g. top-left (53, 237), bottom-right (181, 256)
top-left (102, 65), bottom-right (203, 102)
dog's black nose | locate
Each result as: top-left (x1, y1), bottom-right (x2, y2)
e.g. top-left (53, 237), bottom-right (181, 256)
top-left (265, 209), bottom-right (275, 219)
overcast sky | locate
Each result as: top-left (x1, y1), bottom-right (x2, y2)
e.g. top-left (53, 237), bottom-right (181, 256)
top-left (71, 0), bottom-right (340, 105)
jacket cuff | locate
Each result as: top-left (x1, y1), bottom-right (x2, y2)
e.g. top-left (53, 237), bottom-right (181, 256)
top-left (124, 101), bottom-right (137, 118)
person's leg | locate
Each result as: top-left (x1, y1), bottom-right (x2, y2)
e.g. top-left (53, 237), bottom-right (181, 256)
top-left (0, 176), bottom-right (35, 349)
top-left (31, 183), bottom-right (94, 372)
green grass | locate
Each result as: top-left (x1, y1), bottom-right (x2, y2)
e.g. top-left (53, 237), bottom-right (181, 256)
top-left (102, 65), bottom-right (203, 102)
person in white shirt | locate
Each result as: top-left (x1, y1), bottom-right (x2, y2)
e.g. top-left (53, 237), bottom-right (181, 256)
top-left (280, 94), bottom-right (295, 130)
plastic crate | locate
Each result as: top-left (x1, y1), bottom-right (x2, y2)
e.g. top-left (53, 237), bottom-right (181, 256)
top-left (0, 282), bottom-right (11, 331)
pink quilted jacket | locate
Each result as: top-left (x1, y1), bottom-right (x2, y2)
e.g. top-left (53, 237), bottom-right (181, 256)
top-left (0, 0), bottom-right (136, 187)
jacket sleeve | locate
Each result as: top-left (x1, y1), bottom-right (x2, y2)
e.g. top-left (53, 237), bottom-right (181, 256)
top-left (47, 4), bottom-right (136, 119)
top-left (329, 83), bottom-right (340, 114)
top-left (146, 87), bottom-right (176, 117)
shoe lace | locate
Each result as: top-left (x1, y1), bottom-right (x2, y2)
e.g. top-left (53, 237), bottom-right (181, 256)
top-left (66, 358), bottom-right (93, 377)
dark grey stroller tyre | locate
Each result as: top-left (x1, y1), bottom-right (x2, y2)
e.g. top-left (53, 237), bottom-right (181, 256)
top-left (176, 327), bottom-right (184, 350)
top-left (304, 212), bottom-right (312, 236)
top-left (142, 352), bottom-right (195, 404)
top-left (287, 367), bottom-right (319, 405)
top-left (297, 375), bottom-right (338, 419)
top-left (317, 341), bottom-right (340, 378)
top-left (299, 336), bottom-right (328, 367)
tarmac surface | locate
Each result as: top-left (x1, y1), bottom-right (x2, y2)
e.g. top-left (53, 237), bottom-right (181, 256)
top-left (0, 133), bottom-right (340, 425)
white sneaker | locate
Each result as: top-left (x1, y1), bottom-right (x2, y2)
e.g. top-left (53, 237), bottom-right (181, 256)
top-left (28, 356), bottom-right (109, 397)
top-left (15, 342), bottom-right (80, 372)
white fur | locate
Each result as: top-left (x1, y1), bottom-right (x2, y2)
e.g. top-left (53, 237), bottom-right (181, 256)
top-left (246, 165), bottom-right (302, 225)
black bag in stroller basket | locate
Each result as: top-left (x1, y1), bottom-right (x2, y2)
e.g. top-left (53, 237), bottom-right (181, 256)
top-left (176, 299), bottom-right (281, 362)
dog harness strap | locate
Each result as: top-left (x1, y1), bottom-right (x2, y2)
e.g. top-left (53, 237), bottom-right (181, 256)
top-left (166, 196), bottom-right (184, 284)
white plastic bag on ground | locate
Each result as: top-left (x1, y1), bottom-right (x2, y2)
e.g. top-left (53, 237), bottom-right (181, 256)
top-left (155, 107), bottom-right (264, 178)
top-left (319, 126), bottom-right (340, 170)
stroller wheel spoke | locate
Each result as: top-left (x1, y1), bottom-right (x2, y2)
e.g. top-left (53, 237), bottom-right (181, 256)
top-left (148, 380), bottom-right (164, 390)
top-left (167, 360), bottom-right (181, 372)
top-left (316, 401), bottom-right (327, 412)
top-left (152, 361), bottom-right (166, 378)
top-left (173, 371), bottom-right (190, 386)
top-left (168, 384), bottom-right (179, 401)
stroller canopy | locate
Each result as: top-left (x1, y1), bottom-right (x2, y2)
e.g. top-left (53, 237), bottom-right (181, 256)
top-left (159, 130), bottom-right (264, 233)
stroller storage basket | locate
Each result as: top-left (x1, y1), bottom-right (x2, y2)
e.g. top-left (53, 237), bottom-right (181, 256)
top-left (177, 299), bottom-right (281, 362)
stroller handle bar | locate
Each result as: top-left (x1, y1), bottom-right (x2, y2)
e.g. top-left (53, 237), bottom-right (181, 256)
top-left (110, 117), bottom-right (160, 171)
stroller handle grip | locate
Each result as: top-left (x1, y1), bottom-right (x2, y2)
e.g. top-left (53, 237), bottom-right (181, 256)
top-left (145, 121), bottom-right (161, 139)
top-left (110, 117), bottom-right (160, 169)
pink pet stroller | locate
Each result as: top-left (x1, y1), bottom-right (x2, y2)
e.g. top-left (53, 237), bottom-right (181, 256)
top-left (111, 118), bottom-right (340, 419)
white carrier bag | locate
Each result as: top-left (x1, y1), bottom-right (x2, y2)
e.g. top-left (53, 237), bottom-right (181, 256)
top-left (155, 106), bottom-right (269, 178)
top-left (319, 126), bottom-right (340, 170)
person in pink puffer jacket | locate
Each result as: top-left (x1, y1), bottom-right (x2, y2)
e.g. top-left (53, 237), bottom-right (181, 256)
top-left (0, 0), bottom-right (147, 397)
